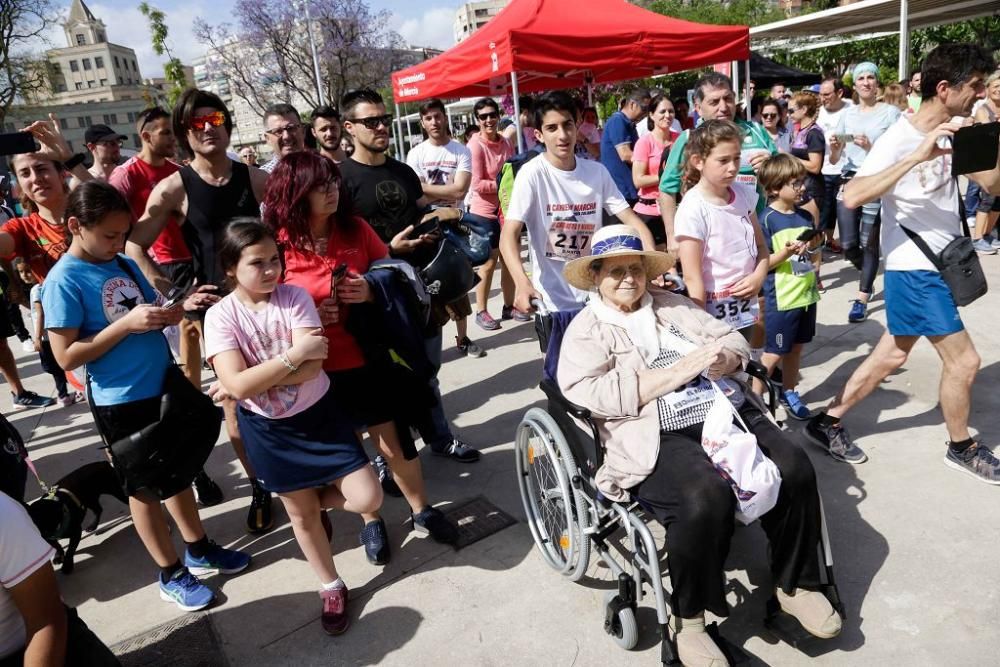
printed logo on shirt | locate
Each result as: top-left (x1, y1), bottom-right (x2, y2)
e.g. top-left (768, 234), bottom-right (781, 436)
top-left (102, 277), bottom-right (145, 323)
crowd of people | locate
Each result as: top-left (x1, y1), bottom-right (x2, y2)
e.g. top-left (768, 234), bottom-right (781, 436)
top-left (0, 38), bottom-right (997, 667)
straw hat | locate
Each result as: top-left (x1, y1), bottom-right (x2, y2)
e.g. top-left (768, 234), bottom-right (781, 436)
top-left (563, 226), bottom-right (675, 291)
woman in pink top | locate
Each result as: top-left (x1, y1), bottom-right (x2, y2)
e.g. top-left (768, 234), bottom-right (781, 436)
top-left (468, 97), bottom-right (520, 330)
top-left (631, 94), bottom-right (679, 250)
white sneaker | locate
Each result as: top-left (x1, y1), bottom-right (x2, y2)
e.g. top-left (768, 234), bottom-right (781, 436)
top-left (21, 340), bottom-right (33, 353)
top-left (58, 392), bottom-right (84, 408)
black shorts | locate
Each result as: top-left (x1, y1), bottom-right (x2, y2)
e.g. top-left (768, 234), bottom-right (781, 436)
top-left (91, 396), bottom-right (162, 497)
top-left (636, 212), bottom-right (668, 246)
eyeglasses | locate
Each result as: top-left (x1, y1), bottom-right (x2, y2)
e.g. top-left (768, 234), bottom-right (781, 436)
top-left (477, 111), bottom-right (499, 121)
top-left (605, 264), bottom-right (646, 282)
top-left (787, 179), bottom-right (806, 189)
top-left (189, 111), bottom-right (226, 132)
top-left (347, 114), bottom-right (392, 130)
top-left (264, 123), bottom-right (303, 137)
top-left (760, 112), bottom-right (778, 119)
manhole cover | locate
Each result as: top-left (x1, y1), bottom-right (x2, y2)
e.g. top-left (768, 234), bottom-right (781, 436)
top-left (112, 614), bottom-right (228, 667)
top-left (441, 495), bottom-right (517, 549)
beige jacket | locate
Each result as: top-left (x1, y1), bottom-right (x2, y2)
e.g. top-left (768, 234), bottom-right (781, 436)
top-left (556, 288), bottom-right (750, 501)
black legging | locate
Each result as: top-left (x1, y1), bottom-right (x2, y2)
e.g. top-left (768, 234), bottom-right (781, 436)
top-left (636, 403), bottom-right (823, 618)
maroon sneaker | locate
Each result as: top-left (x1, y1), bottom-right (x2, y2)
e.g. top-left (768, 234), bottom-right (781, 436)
top-left (320, 586), bottom-right (350, 635)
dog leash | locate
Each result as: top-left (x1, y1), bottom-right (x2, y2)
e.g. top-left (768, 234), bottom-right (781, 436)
top-left (23, 450), bottom-right (53, 495)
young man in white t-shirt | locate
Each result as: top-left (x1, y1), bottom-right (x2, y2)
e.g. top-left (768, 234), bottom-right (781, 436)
top-left (806, 44), bottom-right (1000, 482)
top-left (406, 98), bottom-right (484, 359)
top-left (501, 91), bottom-right (656, 312)
top-left (817, 77), bottom-right (852, 249)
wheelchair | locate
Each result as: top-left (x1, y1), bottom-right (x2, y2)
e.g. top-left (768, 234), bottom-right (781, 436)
top-left (515, 304), bottom-right (844, 665)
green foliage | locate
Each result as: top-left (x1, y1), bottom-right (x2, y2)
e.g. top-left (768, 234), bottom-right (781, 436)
top-left (138, 2), bottom-right (187, 105)
top-left (648, 0), bottom-right (785, 28)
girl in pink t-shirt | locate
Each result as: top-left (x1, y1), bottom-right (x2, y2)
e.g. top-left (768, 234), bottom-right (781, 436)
top-left (204, 220), bottom-right (381, 636)
top-left (632, 95), bottom-right (679, 249)
top-left (674, 120), bottom-right (769, 338)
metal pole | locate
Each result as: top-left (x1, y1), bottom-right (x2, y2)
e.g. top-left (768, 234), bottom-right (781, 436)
top-left (745, 59), bottom-right (751, 122)
top-left (732, 59), bottom-right (740, 114)
top-left (303, 0), bottom-right (325, 106)
top-left (587, 80), bottom-right (594, 106)
top-left (511, 72), bottom-right (524, 153)
top-left (394, 102), bottom-right (404, 159)
top-left (898, 0), bottom-right (909, 79)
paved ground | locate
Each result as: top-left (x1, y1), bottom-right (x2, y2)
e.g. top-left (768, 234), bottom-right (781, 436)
top-left (11, 249), bottom-right (1000, 666)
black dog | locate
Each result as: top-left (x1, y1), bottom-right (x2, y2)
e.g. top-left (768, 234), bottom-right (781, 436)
top-left (27, 461), bottom-right (128, 574)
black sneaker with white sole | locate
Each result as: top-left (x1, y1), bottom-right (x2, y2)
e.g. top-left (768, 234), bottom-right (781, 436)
top-left (431, 438), bottom-right (480, 463)
top-left (412, 506), bottom-right (458, 544)
top-left (372, 455), bottom-right (403, 498)
top-left (943, 442), bottom-right (1000, 485)
top-left (805, 413), bottom-right (868, 464)
top-left (11, 391), bottom-right (56, 410)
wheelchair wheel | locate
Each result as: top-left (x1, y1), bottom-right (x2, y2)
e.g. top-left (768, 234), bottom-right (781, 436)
top-left (515, 407), bottom-right (591, 581)
top-left (603, 592), bottom-right (639, 650)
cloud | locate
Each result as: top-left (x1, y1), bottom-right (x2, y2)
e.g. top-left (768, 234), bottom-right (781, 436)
top-left (395, 7), bottom-right (455, 50)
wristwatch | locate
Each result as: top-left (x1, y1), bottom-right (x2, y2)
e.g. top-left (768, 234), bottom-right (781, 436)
top-left (63, 153), bottom-right (86, 170)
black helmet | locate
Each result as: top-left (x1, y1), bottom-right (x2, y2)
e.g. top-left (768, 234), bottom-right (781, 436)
top-left (419, 238), bottom-right (477, 303)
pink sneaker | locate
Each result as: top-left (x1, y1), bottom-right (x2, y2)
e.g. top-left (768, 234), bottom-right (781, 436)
top-left (320, 586), bottom-right (350, 635)
top-left (475, 310), bottom-right (501, 331)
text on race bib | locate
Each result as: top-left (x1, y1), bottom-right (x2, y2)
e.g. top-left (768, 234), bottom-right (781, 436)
top-left (545, 220), bottom-right (596, 262)
top-left (706, 291), bottom-right (760, 330)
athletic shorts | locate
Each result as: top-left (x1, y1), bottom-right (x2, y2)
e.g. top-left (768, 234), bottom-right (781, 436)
top-left (885, 270), bottom-right (963, 337)
top-left (636, 212), bottom-right (668, 246)
top-left (764, 302), bottom-right (817, 354)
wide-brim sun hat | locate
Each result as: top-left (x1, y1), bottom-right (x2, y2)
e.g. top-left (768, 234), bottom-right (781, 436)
top-left (563, 225), bottom-right (676, 291)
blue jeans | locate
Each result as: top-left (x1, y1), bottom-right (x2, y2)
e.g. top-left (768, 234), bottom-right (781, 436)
top-left (414, 330), bottom-right (454, 450)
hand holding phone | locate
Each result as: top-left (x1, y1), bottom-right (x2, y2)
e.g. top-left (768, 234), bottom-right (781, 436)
top-left (409, 217), bottom-right (440, 239)
top-left (329, 263), bottom-right (348, 299)
top-left (796, 228), bottom-right (821, 243)
top-left (0, 132), bottom-right (39, 157)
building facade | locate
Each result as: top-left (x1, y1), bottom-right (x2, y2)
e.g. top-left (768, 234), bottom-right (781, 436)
top-left (453, 0), bottom-right (508, 44)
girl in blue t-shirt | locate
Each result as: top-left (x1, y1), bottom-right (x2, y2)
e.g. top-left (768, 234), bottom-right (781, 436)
top-left (43, 181), bottom-right (250, 613)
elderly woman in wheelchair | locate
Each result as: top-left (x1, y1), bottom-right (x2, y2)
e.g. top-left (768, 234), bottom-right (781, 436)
top-left (555, 227), bottom-right (841, 667)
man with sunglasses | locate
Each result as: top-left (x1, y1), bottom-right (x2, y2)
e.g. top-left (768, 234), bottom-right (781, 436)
top-left (339, 87), bottom-right (481, 464)
top-left (126, 88), bottom-right (274, 533)
top-left (69, 124), bottom-right (126, 188)
top-left (259, 103), bottom-right (306, 174)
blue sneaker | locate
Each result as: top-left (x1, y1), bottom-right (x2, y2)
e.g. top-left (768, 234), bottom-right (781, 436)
top-left (780, 390), bottom-right (812, 420)
top-left (159, 568), bottom-right (215, 612)
top-left (184, 541), bottom-right (252, 576)
top-left (847, 300), bottom-right (867, 323)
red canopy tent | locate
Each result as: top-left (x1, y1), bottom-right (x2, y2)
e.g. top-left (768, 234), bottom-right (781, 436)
top-left (391, 0), bottom-right (748, 103)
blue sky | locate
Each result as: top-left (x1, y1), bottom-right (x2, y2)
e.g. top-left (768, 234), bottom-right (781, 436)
top-left (37, 0), bottom-right (457, 78)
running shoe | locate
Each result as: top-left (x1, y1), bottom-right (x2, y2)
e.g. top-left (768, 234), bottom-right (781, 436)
top-left (805, 414), bottom-right (868, 464)
top-left (823, 240), bottom-right (843, 254)
top-left (501, 304), bottom-right (532, 322)
top-left (246, 479), bottom-right (274, 534)
top-left (973, 238), bottom-right (997, 255)
top-left (780, 390), bottom-right (812, 420)
top-left (411, 506), bottom-right (459, 544)
top-left (320, 586), bottom-right (350, 635)
top-left (11, 391), bottom-right (56, 410)
top-left (359, 518), bottom-right (390, 565)
top-left (457, 336), bottom-right (485, 358)
top-left (848, 300), bottom-right (867, 323)
top-left (184, 541), bottom-right (252, 576)
top-left (372, 455), bottom-right (403, 498)
top-left (943, 442), bottom-right (1000, 485)
top-left (21, 339), bottom-right (34, 353)
top-left (58, 392), bottom-right (84, 408)
top-left (989, 235), bottom-right (1000, 250)
top-left (431, 437), bottom-right (481, 463)
top-left (193, 470), bottom-right (224, 507)
top-left (159, 568), bottom-right (215, 612)
top-left (475, 310), bottom-right (501, 331)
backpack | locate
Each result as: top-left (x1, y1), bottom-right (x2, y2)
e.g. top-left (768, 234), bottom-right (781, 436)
top-left (496, 146), bottom-right (543, 219)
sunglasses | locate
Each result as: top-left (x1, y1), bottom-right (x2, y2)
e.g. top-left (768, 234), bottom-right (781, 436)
top-left (347, 114), bottom-right (392, 130)
top-left (189, 111), bottom-right (226, 132)
top-left (264, 122), bottom-right (302, 137)
top-left (477, 111), bottom-right (499, 121)
top-left (760, 112), bottom-right (778, 119)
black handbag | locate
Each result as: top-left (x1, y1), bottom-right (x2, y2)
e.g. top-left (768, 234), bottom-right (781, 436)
top-left (87, 259), bottom-right (220, 499)
top-left (898, 182), bottom-right (987, 307)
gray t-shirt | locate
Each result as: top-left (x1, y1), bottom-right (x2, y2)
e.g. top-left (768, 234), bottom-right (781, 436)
top-left (835, 102), bottom-right (901, 172)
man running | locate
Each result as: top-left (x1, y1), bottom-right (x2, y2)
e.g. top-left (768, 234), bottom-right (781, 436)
top-left (310, 106), bottom-right (347, 164)
top-left (125, 88), bottom-right (274, 531)
top-left (259, 104), bottom-right (306, 173)
top-left (806, 44), bottom-right (1000, 480)
top-left (502, 91), bottom-right (655, 313)
top-left (69, 124), bottom-right (125, 188)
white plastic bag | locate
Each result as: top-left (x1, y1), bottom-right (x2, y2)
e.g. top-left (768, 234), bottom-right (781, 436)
top-left (700, 386), bottom-right (782, 525)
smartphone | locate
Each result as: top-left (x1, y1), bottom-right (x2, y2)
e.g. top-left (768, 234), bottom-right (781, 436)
top-left (796, 228), bottom-right (821, 243)
top-left (329, 263), bottom-right (348, 298)
top-left (410, 216), bottom-right (440, 238)
top-left (162, 283), bottom-right (195, 309)
top-left (834, 133), bottom-right (855, 144)
top-left (0, 132), bottom-right (39, 157)
top-left (952, 122), bottom-right (1000, 176)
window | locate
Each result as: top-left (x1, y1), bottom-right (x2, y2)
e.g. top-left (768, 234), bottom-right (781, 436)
top-left (127, 112), bottom-right (135, 122)
top-left (58, 118), bottom-right (68, 130)
top-left (475, 8), bottom-right (489, 16)
top-left (114, 56), bottom-right (120, 68)
top-left (76, 33), bottom-right (85, 45)
top-left (70, 60), bottom-right (79, 72)
top-left (132, 134), bottom-right (141, 148)
top-left (103, 114), bottom-right (111, 124)
top-left (83, 58), bottom-right (92, 71)
top-left (77, 117), bottom-right (87, 128)
top-left (110, 113), bottom-right (118, 124)
top-left (99, 78), bottom-right (107, 86)
top-left (75, 82), bottom-right (83, 90)
top-left (95, 57), bottom-right (104, 68)
top-left (56, 83), bottom-right (66, 92)
top-left (122, 59), bottom-right (128, 71)
top-left (132, 60), bottom-right (137, 72)
top-left (85, 117), bottom-right (93, 127)
top-left (87, 81), bottom-right (95, 88)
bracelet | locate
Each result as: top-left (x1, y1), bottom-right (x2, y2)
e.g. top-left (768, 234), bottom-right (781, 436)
top-left (278, 352), bottom-right (298, 372)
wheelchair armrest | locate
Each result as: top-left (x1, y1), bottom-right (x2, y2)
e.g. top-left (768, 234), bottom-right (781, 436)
top-left (539, 379), bottom-right (592, 420)
top-left (744, 360), bottom-right (777, 415)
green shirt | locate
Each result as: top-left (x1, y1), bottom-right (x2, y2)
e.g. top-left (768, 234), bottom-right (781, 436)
top-left (658, 118), bottom-right (777, 215)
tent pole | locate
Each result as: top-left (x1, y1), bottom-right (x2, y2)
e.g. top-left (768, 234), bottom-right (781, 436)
top-left (394, 102), bottom-right (405, 160)
top-left (732, 59), bottom-right (740, 113)
top-left (898, 0), bottom-right (909, 79)
top-left (587, 79), bottom-right (594, 106)
top-left (745, 59), bottom-right (751, 121)
top-left (511, 72), bottom-right (525, 153)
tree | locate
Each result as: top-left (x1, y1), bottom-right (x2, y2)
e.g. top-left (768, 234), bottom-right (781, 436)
top-left (194, 0), bottom-right (411, 116)
top-left (139, 2), bottom-right (188, 106)
top-left (0, 0), bottom-right (57, 124)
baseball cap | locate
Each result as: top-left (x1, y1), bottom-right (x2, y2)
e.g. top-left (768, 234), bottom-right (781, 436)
top-left (84, 124), bottom-right (127, 144)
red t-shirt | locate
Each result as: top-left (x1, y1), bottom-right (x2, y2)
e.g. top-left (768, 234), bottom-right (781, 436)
top-left (0, 213), bottom-right (69, 282)
top-left (278, 218), bottom-right (388, 372)
top-left (108, 157), bottom-right (192, 264)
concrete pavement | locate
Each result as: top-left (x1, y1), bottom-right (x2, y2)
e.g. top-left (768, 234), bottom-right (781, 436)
top-left (10, 249), bottom-right (1000, 666)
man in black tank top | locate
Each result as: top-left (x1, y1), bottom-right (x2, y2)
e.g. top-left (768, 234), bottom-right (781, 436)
top-left (126, 89), bottom-right (274, 534)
